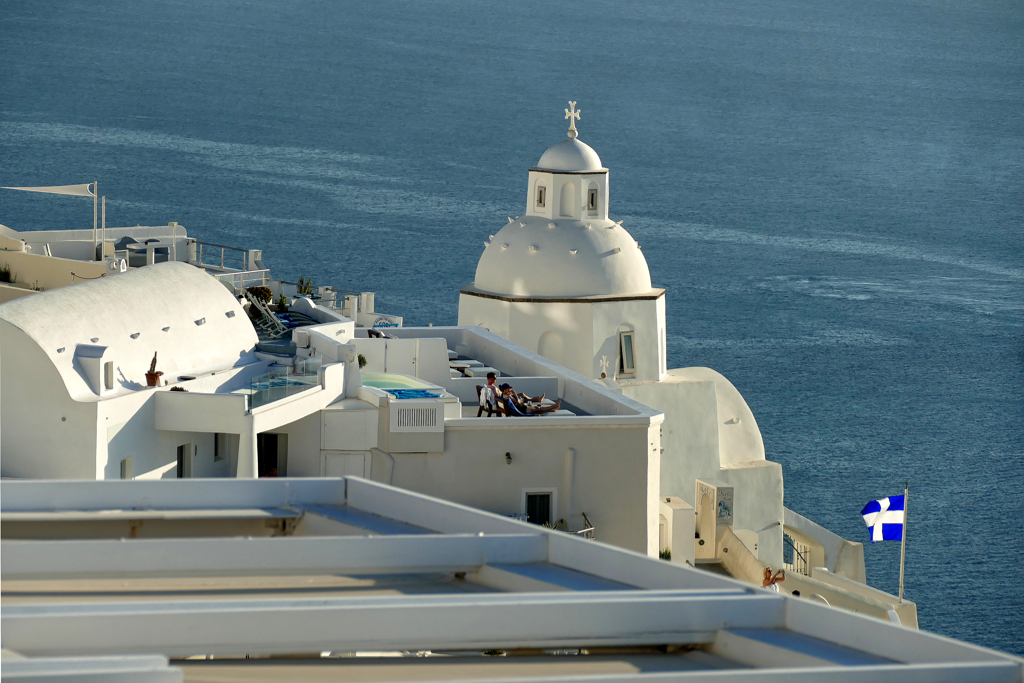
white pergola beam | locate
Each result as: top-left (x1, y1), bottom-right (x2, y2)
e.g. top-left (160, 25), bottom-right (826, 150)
top-left (0, 534), bottom-right (550, 579)
top-left (2, 590), bottom-right (774, 657)
top-left (783, 598), bottom-right (1019, 667)
top-left (0, 655), bottom-right (181, 683)
top-left (0, 479), bottom-right (349, 512)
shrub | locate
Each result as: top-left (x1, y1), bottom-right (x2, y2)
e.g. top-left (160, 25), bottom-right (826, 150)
top-left (246, 285), bottom-right (272, 304)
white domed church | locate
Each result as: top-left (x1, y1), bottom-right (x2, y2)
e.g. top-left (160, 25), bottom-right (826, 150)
top-left (460, 104), bottom-right (791, 565)
top-left (460, 103), bottom-right (667, 382)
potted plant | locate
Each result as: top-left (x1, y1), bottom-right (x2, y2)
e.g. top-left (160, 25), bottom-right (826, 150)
top-left (145, 352), bottom-right (164, 387)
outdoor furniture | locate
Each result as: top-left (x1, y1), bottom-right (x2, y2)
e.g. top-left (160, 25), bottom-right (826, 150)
top-left (465, 366), bottom-right (498, 378)
top-left (475, 385), bottom-right (503, 417)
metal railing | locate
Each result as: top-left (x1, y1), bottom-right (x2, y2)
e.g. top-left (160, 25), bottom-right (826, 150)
top-left (574, 512), bottom-right (595, 540)
top-left (214, 269), bottom-right (269, 292)
top-left (194, 241), bottom-right (253, 272)
top-left (783, 532), bottom-right (811, 576)
top-left (249, 356), bottom-right (322, 410)
top-left (506, 512), bottom-right (595, 540)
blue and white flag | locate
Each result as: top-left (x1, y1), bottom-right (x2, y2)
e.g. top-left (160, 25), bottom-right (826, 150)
top-left (861, 495), bottom-right (905, 543)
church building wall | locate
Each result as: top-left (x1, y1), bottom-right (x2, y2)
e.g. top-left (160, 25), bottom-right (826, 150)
top-left (591, 298), bottom-right (665, 382)
top-left (621, 378), bottom-right (723, 505)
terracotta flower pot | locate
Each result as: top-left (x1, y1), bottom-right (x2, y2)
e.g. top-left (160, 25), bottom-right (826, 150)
top-left (145, 371), bottom-right (164, 387)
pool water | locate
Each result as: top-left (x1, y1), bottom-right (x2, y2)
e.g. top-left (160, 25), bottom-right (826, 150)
top-left (361, 373), bottom-right (438, 391)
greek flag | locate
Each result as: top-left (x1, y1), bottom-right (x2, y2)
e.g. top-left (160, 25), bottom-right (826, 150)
top-left (861, 495), bottom-right (905, 543)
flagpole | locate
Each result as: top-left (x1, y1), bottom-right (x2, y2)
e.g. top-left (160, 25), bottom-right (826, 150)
top-left (101, 196), bottom-right (106, 259)
top-left (898, 481), bottom-right (908, 603)
top-left (92, 181), bottom-right (98, 261)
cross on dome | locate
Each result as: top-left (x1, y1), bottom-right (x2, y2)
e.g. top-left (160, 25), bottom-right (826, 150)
top-left (565, 101), bottom-right (581, 139)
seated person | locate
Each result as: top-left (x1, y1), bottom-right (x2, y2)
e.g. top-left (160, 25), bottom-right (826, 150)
top-left (500, 384), bottom-right (561, 416)
top-left (511, 388), bottom-right (546, 405)
top-left (476, 372), bottom-right (503, 417)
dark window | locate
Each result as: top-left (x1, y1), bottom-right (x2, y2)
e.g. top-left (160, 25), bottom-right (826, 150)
top-left (176, 444), bottom-right (185, 478)
top-left (588, 188), bottom-right (598, 211)
top-left (526, 493), bottom-right (552, 527)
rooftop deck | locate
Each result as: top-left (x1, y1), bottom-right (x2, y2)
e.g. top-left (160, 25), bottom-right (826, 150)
top-left (1, 478), bottom-right (1020, 682)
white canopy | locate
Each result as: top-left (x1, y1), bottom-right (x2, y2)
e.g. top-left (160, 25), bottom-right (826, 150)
top-left (2, 183), bottom-right (95, 197)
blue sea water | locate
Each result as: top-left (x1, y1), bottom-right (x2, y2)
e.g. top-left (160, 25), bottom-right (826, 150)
top-left (2, 0), bottom-right (1022, 655)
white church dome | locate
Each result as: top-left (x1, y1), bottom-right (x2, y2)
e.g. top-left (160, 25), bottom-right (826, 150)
top-left (473, 216), bottom-right (652, 298)
top-left (469, 102), bottom-right (653, 299)
top-left (535, 138), bottom-right (605, 172)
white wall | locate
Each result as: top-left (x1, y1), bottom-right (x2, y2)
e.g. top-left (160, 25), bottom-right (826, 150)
top-left (0, 321), bottom-right (97, 478)
top-left (621, 378), bottom-right (722, 504)
top-left (388, 421), bottom-right (659, 555)
top-left (591, 298), bottom-right (664, 382)
top-left (718, 460), bottom-right (784, 567)
top-left (266, 412), bottom-right (321, 477)
top-left (458, 293), bottom-right (665, 382)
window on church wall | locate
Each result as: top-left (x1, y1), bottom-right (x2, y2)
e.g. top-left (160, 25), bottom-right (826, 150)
top-left (588, 188), bottom-right (598, 212)
top-left (619, 331), bottom-right (636, 377)
top-left (536, 185), bottom-right (546, 208)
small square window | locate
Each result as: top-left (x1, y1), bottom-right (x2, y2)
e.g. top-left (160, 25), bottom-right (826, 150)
top-left (536, 186), bottom-right (546, 208)
top-left (588, 189), bottom-right (598, 211)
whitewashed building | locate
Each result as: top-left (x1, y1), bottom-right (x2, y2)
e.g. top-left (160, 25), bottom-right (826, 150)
top-left (457, 107), bottom-right (836, 576)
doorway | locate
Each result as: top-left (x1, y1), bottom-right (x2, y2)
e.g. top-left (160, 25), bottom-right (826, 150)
top-left (176, 442), bottom-right (192, 478)
top-left (257, 433), bottom-right (288, 477)
top-left (525, 491), bottom-right (554, 527)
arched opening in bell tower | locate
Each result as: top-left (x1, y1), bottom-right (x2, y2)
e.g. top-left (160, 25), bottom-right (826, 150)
top-left (559, 182), bottom-right (575, 218)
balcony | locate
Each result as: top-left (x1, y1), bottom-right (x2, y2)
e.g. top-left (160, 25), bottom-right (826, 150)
top-left (249, 356), bottom-right (322, 410)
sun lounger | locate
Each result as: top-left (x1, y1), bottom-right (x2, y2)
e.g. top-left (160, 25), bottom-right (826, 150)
top-left (465, 366), bottom-right (498, 378)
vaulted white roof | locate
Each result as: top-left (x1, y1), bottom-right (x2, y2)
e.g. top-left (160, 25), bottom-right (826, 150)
top-left (0, 262), bottom-right (257, 401)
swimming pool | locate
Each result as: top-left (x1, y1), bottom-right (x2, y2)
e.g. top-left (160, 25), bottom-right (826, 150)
top-left (360, 373), bottom-right (439, 391)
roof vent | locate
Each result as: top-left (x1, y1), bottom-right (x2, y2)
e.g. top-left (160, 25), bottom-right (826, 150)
top-left (162, 326), bottom-right (171, 332)
top-left (91, 337), bottom-right (99, 343)
top-left (528, 245), bottom-right (538, 253)
top-left (195, 318), bottom-right (206, 326)
top-left (57, 347), bottom-right (65, 354)
top-left (547, 222), bottom-right (556, 229)
top-left (225, 311), bottom-right (235, 318)
top-left (570, 249), bottom-right (578, 255)
top-left (130, 332), bottom-right (140, 339)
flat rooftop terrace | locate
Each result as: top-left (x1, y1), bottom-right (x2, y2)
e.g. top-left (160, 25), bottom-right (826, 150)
top-left (1, 479), bottom-right (1021, 683)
